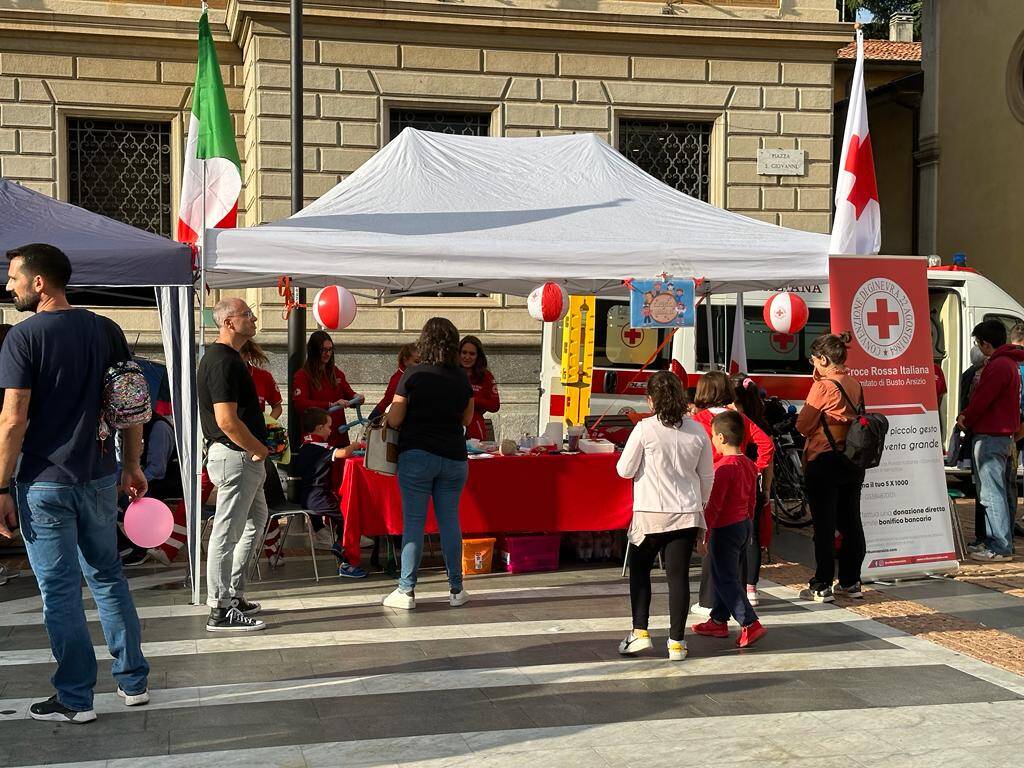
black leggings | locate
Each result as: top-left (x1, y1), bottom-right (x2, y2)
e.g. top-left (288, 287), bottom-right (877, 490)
top-left (805, 451), bottom-right (866, 589)
top-left (628, 527), bottom-right (699, 642)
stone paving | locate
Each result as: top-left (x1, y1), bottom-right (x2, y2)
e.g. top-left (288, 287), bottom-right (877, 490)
top-left (1, 531), bottom-right (1023, 768)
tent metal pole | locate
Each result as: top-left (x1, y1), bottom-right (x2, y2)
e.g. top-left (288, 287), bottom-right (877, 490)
top-left (286, 0), bottom-right (305, 450)
top-left (704, 295), bottom-right (716, 370)
top-left (193, 162), bottom-right (207, 606)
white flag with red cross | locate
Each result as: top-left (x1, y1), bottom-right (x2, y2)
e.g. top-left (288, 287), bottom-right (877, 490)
top-left (830, 29), bottom-right (881, 256)
top-left (728, 292), bottom-right (747, 374)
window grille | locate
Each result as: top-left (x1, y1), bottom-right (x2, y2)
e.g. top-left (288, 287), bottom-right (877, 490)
top-left (618, 119), bottom-right (712, 201)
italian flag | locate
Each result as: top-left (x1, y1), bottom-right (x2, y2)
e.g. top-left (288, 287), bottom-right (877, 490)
top-left (176, 10), bottom-right (241, 244)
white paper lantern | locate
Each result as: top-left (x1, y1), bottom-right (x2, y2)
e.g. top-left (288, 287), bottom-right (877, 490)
top-left (527, 282), bottom-right (570, 323)
top-left (312, 285), bottom-right (357, 330)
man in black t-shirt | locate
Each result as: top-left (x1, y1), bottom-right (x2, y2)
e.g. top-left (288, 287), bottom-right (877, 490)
top-left (0, 243), bottom-right (150, 724)
top-left (197, 297), bottom-right (270, 631)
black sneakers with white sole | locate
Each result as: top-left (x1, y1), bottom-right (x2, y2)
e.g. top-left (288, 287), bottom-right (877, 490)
top-left (29, 696), bottom-right (97, 724)
top-left (206, 606), bottom-right (267, 631)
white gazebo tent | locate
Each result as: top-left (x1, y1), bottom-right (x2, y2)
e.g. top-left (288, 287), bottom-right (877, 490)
top-left (205, 128), bottom-right (830, 297)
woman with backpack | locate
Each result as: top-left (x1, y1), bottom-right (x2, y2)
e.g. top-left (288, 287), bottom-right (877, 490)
top-left (796, 332), bottom-right (866, 603)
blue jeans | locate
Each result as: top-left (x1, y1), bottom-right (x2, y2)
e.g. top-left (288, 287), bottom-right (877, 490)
top-left (16, 475), bottom-right (149, 711)
top-left (973, 435), bottom-right (1014, 555)
top-left (708, 519), bottom-right (758, 628)
top-left (396, 450), bottom-right (468, 593)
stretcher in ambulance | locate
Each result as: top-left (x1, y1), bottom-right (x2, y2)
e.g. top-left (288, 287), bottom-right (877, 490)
top-left (539, 265), bottom-right (1024, 453)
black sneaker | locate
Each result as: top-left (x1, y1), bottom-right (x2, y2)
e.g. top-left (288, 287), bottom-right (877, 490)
top-left (833, 582), bottom-right (865, 599)
top-left (798, 585), bottom-right (835, 603)
top-left (121, 549), bottom-right (151, 568)
top-left (29, 695), bottom-right (97, 724)
top-left (206, 606), bottom-right (267, 632)
top-left (229, 597), bottom-right (261, 616)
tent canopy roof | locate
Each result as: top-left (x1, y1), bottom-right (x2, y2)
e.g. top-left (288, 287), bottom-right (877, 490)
top-left (206, 128), bottom-right (830, 296)
top-left (0, 179), bottom-right (193, 288)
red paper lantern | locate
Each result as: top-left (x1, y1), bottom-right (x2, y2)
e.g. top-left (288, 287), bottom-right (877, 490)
top-left (312, 285), bottom-right (357, 330)
top-left (763, 292), bottom-right (809, 335)
top-left (527, 282), bottom-right (570, 323)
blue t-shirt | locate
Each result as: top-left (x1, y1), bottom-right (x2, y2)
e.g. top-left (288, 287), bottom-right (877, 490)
top-left (0, 308), bottom-right (130, 484)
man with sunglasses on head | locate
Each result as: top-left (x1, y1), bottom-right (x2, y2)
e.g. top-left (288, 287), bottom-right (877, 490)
top-left (198, 298), bottom-right (270, 631)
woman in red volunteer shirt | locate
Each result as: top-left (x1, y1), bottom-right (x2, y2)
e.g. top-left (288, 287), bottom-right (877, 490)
top-left (292, 330), bottom-right (362, 448)
top-left (370, 343), bottom-right (419, 420)
top-left (460, 335), bottom-right (500, 441)
top-left (690, 371), bottom-right (774, 613)
top-left (241, 340), bottom-right (282, 419)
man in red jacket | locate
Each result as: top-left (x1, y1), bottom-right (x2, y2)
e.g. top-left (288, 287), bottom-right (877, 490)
top-left (958, 320), bottom-right (1024, 562)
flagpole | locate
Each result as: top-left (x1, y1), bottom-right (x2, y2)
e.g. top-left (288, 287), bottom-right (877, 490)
top-left (286, 0), bottom-right (306, 451)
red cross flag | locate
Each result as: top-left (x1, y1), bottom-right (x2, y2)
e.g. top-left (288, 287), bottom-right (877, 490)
top-left (728, 292), bottom-right (747, 374)
top-left (830, 30), bottom-right (880, 256)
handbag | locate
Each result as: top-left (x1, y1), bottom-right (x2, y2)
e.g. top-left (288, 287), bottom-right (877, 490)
top-left (819, 379), bottom-right (889, 470)
top-left (364, 415), bottom-right (399, 476)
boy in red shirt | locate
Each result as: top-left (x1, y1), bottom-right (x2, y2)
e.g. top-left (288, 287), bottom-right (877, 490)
top-left (692, 411), bottom-right (767, 648)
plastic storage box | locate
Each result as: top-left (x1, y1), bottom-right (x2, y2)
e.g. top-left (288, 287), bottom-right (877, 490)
top-left (497, 534), bottom-right (561, 574)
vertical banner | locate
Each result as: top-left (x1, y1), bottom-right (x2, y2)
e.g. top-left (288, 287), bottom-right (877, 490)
top-left (560, 296), bottom-right (596, 427)
top-left (829, 256), bottom-right (958, 580)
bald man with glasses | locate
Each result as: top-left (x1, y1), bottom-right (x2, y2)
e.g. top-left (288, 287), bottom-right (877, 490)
top-left (198, 298), bottom-right (270, 631)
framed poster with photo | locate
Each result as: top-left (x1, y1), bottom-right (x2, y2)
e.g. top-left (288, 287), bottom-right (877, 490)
top-left (628, 278), bottom-right (695, 328)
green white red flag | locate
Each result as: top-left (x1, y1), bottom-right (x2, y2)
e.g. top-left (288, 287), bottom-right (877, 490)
top-left (176, 10), bottom-right (241, 244)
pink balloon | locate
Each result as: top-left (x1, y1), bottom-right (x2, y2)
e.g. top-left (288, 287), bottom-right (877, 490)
top-left (123, 497), bottom-right (174, 549)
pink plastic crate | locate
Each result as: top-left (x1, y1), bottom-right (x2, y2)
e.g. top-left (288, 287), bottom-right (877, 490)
top-left (497, 534), bottom-right (561, 574)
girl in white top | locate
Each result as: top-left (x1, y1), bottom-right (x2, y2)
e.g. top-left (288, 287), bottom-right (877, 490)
top-left (616, 370), bottom-right (715, 661)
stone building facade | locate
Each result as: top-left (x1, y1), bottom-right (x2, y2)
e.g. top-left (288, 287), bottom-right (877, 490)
top-left (0, 0), bottom-right (847, 436)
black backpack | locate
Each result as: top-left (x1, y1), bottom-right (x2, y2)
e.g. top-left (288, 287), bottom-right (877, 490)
top-left (820, 380), bottom-right (889, 470)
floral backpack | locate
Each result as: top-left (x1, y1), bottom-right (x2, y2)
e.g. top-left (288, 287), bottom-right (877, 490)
top-left (98, 318), bottom-right (152, 441)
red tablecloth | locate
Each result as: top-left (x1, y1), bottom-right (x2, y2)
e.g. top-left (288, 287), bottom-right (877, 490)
top-left (339, 452), bottom-right (632, 566)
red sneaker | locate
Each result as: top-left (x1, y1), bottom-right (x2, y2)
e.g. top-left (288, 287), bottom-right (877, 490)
top-left (690, 619), bottom-right (729, 638)
top-left (737, 621), bottom-right (767, 648)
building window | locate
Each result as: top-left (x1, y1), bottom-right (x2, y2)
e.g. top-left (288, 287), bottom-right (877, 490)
top-left (67, 117), bottom-right (173, 237)
top-left (618, 119), bottom-right (712, 202)
top-left (65, 117), bottom-right (172, 305)
top-left (388, 108), bottom-right (490, 141)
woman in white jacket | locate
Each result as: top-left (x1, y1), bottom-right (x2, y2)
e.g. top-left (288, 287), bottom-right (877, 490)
top-left (616, 370), bottom-right (715, 661)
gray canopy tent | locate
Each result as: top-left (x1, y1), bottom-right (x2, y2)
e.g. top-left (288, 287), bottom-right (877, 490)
top-left (0, 179), bottom-right (200, 600)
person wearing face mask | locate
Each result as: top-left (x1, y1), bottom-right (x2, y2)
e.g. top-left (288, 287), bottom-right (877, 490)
top-left (957, 320), bottom-right (1024, 562)
top-left (795, 333), bottom-right (866, 604)
top-left (459, 335), bottom-right (500, 441)
top-left (292, 330), bottom-right (363, 449)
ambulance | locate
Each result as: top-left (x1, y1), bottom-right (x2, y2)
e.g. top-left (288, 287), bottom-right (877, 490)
top-left (539, 263), bottom-right (1024, 449)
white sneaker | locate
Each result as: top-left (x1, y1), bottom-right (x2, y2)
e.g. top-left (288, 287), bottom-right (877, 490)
top-left (746, 587), bottom-right (759, 607)
top-left (268, 552), bottom-right (285, 568)
top-left (618, 630), bottom-right (653, 655)
top-left (691, 604), bottom-right (712, 617)
top-left (117, 687), bottom-right (150, 707)
top-left (313, 527), bottom-right (336, 551)
top-left (383, 587), bottom-right (415, 610)
top-left (360, 535), bottom-right (375, 548)
top-left (667, 638), bottom-right (688, 661)
top-left (147, 548), bottom-right (171, 567)
top-left (449, 589), bottom-right (470, 607)
top-left (970, 549), bottom-right (1012, 563)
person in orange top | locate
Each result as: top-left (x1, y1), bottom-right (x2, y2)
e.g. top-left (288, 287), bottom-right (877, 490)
top-left (795, 332), bottom-right (866, 604)
top-left (291, 330), bottom-right (362, 448)
top-left (370, 343), bottom-right (419, 421)
top-left (460, 335), bottom-right (500, 441)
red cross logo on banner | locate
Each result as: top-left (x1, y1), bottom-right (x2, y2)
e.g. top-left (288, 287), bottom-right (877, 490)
top-left (621, 327), bottom-right (644, 347)
top-left (770, 333), bottom-right (796, 353)
top-left (866, 298), bottom-right (900, 341)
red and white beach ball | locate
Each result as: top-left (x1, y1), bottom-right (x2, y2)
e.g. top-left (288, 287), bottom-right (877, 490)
top-left (763, 292), bottom-right (809, 335)
top-left (527, 282), bottom-right (570, 323)
top-left (312, 285), bottom-right (357, 330)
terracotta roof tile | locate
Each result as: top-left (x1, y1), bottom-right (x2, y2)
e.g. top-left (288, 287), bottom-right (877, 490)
top-left (837, 40), bottom-right (922, 62)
